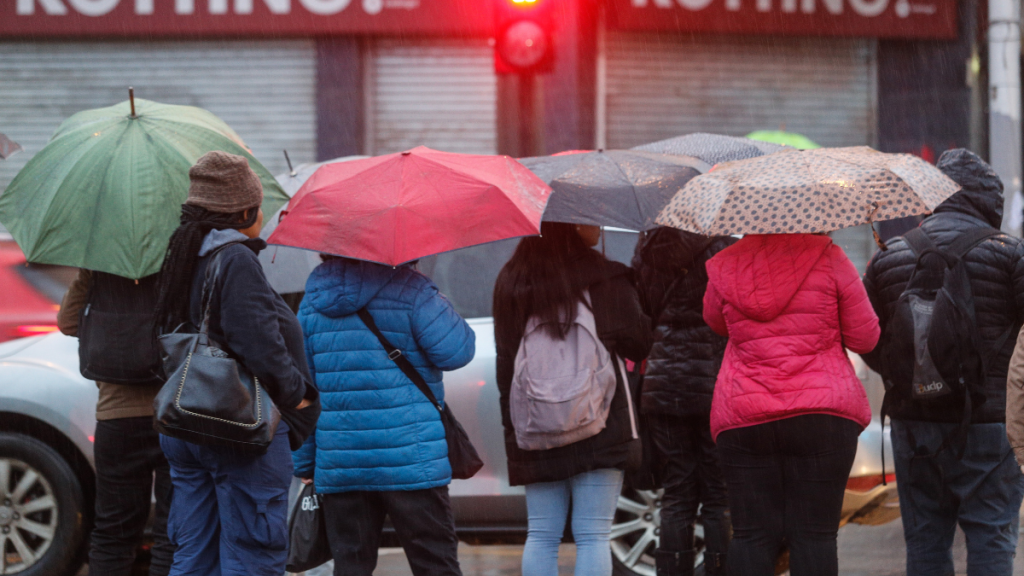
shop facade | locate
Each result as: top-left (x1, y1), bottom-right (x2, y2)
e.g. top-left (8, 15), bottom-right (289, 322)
top-left (0, 0), bottom-right (972, 269)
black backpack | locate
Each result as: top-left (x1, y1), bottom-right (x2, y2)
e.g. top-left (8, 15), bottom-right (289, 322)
top-left (78, 272), bottom-right (163, 386)
top-left (879, 226), bottom-right (1011, 453)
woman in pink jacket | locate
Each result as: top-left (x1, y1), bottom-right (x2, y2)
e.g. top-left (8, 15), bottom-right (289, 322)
top-left (703, 233), bottom-right (879, 576)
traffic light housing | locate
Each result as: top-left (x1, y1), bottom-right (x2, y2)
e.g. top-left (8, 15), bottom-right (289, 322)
top-left (494, 0), bottom-right (555, 74)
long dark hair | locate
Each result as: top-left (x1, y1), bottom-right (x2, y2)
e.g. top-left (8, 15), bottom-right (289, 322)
top-left (493, 222), bottom-right (602, 341)
top-left (154, 204), bottom-right (258, 331)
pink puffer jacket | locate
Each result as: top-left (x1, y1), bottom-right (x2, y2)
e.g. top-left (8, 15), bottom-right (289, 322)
top-left (703, 234), bottom-right (879, 440)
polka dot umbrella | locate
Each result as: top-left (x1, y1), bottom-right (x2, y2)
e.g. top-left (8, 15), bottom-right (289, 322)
top-left (655, 146), bottom-right (960, 241)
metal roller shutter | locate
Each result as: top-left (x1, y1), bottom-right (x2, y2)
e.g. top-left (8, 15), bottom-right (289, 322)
top-left (0, 40), bottom-right (317, 194)
top-left (602, 32), bottom-right (878, 270)
top-left (370, 38), bottom-right (497, 155)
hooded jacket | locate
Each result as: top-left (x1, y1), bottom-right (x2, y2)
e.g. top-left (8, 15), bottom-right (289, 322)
top-left (703, 234), bottom-right (879, 439)
top-left (494, 252), bottom-right (653, 486)
top-left (863, 148), bottom-right (1024, 424)
top-left (292, 258), bottom-right (475, 493)
top-left (632, 228), bottom-right (737, 417)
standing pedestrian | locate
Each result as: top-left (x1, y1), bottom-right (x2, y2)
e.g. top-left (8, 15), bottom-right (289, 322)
top-left (493, 222), bottom-right (652, 576)
top-left (631, 227), bottom-right (736, 576)
top-left (58, 271), bottom-right (174, 576)
top-left (703, 233), bottom-right (880, 576)
top-left (292, 254), bottom-right (476, 576)
top-left (154, 151), bottom-right (320, 576)
top-left (863, 148), bottom-right (1024, 576)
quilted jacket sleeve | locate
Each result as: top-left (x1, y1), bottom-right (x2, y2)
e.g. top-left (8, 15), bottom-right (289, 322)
top-left (703, 280), bottom-right (728, 337)
top-left (833, 246), bottom-right (880, 355)
top-left (860, 251), bottom-right (886, 372)
top-left (411, 282), bottom-right (476, 371)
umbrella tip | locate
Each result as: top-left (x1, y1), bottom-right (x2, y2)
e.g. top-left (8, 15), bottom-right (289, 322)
top-left (128, 87), bottom-right (137, 118)
top-left (284, 149), bottom-right (296, 176)
top-left (401, 151), bottom-right (412, 156)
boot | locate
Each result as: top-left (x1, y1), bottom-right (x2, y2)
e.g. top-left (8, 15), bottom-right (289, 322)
top-left (655, 549), bottom-right (696, 576)
top-left (703, 552), bottom-right (727, 576)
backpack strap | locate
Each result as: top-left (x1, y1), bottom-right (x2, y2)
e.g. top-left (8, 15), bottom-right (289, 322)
top-left (945, 227), bottom-right (1001, 261)
top-left (902, 227), bottom-right (936, 257)
top-left (356, 308), bottom-right (443, 414)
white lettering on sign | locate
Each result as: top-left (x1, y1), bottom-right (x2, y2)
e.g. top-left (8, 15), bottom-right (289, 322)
top-left (16, 0), bottom-right (69, 14)
top-left (298, 0), bottom-right (350, 13)
top-left (136, 0), bottom-right (153, 13)
top-left (633, 0), bottom-right (895, 15)
top-left (235, 0), bottom-right (290, 13)
top-left (67, 0), bottom-right (118, 15)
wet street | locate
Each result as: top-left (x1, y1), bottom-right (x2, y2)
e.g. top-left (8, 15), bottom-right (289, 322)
top-left (291, 518), bottom-right (1024, 576)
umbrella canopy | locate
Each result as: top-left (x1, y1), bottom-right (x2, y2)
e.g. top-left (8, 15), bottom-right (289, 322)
top-left (746, 130), bottom-right (821, 150)
top-left (259, 155), bottom-right (368, 294)
top-left (632, 133), bottom-right (787, 165)
top-left (519, 150), bottom-right (709, 231)
top-left (656, 146), bottom-right (960, 236)
top-left (0, 132), bottom-right (22, 160)
top-left (268, 146), bottom-right (552, 267)
top-left (0, 98), bottom-right (288, 279)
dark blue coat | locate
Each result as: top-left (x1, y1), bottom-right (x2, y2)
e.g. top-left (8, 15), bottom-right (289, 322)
top-left (293, 259), bottom-right (475, 493)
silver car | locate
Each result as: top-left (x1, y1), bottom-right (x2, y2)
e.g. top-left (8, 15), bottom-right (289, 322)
top-left (0, 230), bottom-right (898, 576)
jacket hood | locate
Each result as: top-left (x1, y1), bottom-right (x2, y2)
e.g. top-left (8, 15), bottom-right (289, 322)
top-left (304, 258), bottom-right (401, 318)
top-left (933, 148), bottom-right (1004, 229)
top-left (707, 234), bottom-right (831, 322)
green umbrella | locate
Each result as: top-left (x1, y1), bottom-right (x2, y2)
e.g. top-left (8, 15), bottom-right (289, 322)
top-left (746, 130), bottom-right (821, 150)
top-left (0, 98), bottom-right (289, 279)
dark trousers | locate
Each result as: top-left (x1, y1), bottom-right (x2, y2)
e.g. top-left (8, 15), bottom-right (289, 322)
top-left (89, 417), bottom-right (174, 576)
top-left (160, 423), bottom-right (292, 576)
top-left (649, 414), bottom-right (730, 560)
top-left (716, 414), bottom-right (860, 576)
top-left (891, 419), bottom-right (1024, 576)
top-left (322, 487), bottom-right (462, 576)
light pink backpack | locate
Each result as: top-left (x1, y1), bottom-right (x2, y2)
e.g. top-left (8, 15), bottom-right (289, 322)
top-left (510, 291), bottom-right (621, 451)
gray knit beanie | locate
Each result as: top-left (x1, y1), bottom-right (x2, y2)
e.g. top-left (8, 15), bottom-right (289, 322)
top-left (186, 151), bottom-right (263, 213)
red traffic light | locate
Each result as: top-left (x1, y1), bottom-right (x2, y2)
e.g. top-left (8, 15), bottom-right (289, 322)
top-left (494, 0), bottom-right (553, 74)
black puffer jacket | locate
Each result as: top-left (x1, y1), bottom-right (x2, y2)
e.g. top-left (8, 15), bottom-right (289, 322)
top-left (494, 252), bottom-right (653, 486)
top-left (632, 228), bottom-right (736, 417)
top-left (863, 148), bottom-right (1024, 424)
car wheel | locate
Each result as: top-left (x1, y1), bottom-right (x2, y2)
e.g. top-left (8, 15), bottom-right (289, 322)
top-left (0, 433), bottom-right (85, 576)
top-left (610, 488), bottom-right (706, 576)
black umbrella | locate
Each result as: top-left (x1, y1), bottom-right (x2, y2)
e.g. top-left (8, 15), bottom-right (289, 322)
top-left (520, 150), bottom-right (709, 231)
top-left (632, 132), bottom-right (786, 166)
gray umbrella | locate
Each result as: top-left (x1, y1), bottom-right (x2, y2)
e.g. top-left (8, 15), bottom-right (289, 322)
top-left (0, 132), bottom-right (23, 160)
top-left (632, 133), bottom-right (787, 166)
top-left (519, 150), bottom-right (709, 231)
top-left (259, 155), bottom-right (368, 294)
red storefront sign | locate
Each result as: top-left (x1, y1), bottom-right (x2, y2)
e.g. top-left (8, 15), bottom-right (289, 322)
top-left (609, 0), bottom-right (957, 39)
top-left (0, 0), bottom-right (491, 36)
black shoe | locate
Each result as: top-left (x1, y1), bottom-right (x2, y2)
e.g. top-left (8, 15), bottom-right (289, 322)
top-left (655, 549), bottom-right (696, 576)
top-left (704, 552), bottom-right (727, 576)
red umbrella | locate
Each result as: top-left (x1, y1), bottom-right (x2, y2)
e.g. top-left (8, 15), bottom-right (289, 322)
top-left (267, 146), bottom-right (552, 266)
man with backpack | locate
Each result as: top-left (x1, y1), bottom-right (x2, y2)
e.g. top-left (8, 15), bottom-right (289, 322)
top-left (862, 148), bottom-right (1024, 576)
top-left (58, 271), bottom-right (173, 576)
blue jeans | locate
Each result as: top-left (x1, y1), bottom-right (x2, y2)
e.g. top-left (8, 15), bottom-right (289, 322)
top-left (160, 423), bottom-right (292, 576)
top-left (892, 419), bottom-right (1024, 576)
top-left (522, 468), bottom-right (624, 576)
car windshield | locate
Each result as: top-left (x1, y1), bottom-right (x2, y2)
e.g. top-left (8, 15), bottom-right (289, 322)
top-left (417, 229), bottom-right (639, 320)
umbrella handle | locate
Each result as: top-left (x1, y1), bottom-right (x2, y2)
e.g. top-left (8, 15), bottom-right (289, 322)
top-left (868, 202), bottom-right (888, 251)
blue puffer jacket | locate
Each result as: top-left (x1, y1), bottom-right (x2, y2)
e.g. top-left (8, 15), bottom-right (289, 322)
top-left (292, 258), bottom-right (476, 493)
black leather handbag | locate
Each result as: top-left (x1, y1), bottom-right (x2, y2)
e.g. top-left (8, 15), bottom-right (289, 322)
top-left (154, 247), bottom-right (281, 455)
top-left (356, 308), bottom-right (484, 480)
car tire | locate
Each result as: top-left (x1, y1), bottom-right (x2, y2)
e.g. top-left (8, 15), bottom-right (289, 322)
top-left (0, 432), bottom-right (86, 576)
top-left (610, 487), bottom-right (707, 576)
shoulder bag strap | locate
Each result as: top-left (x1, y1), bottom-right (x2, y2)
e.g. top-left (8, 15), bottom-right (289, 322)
top-left (198, 246), bottom-right (232, 336)
top-left (356, 308), bottom-right (443, 413)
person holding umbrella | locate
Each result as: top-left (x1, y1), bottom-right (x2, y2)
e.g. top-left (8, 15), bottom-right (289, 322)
top-left (154, 151), bottom-right (320, 576)
top-left (278, 147), bottom-right (551, 576)
top-left (656, 146), bottom-right (962, 576)
top-left (0, 96), bottom-right (291, 576)
top-left (492, 222), bottom-right (653, 576)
